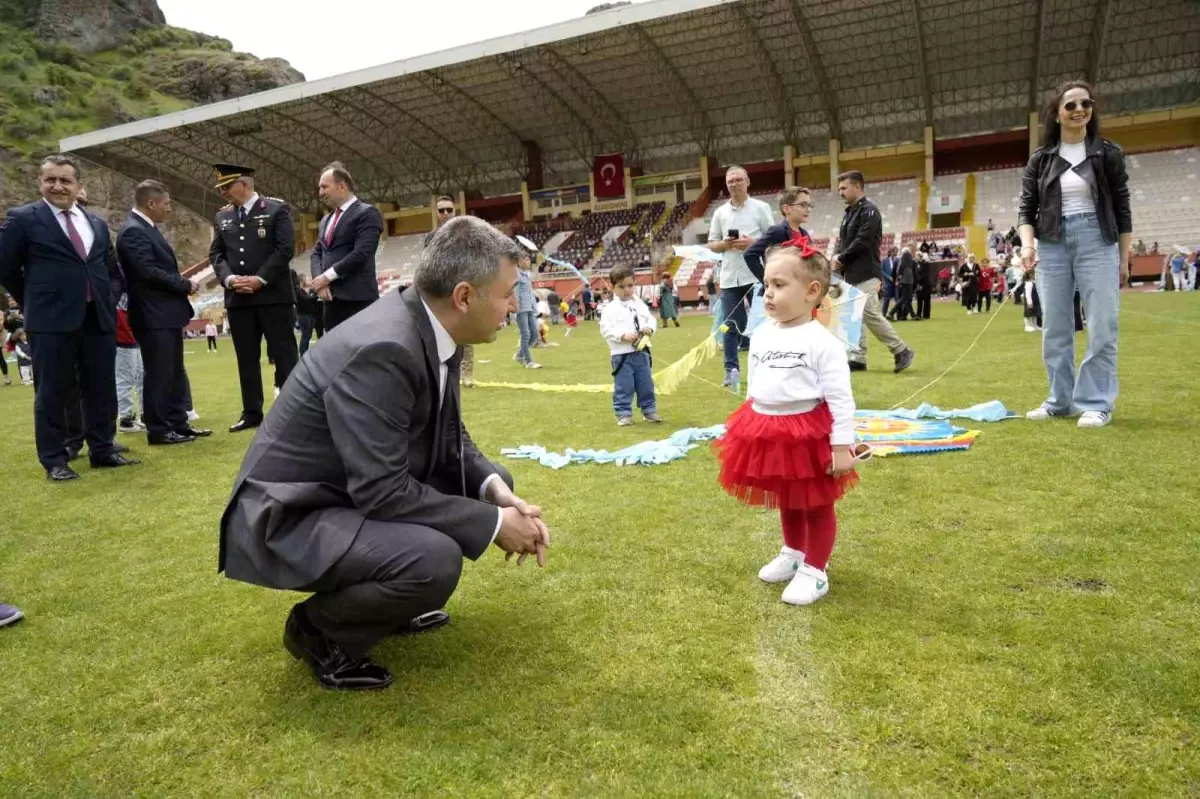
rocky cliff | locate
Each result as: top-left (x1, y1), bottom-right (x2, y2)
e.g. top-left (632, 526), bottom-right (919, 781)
top-left (0, 0), bottom-right (303, 265)
top-left (35, 0), bottom-right (166, 53)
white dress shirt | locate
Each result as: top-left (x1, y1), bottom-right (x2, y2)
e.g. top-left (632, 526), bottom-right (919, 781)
top-left (707, 197), bottom-right (775, 289)
top-left (321, 196), bottom-right (357, 283)
top-left (420, 299), bottom-right (504, 542)
top-left (131, 208), bottom-right (155, 228)
top-left (44, 199), bottom-right (95, 254)
top-left (223, 193), bottom-right (266, 289)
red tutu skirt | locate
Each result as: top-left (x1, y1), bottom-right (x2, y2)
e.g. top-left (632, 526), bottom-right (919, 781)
top-left (714, 401), bottom-right (858, 510)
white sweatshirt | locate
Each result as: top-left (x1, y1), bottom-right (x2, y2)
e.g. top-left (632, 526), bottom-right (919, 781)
top-left (600, 296), bottom-right (657, 355)
top-left (747, 319), bottom-right (856, 446)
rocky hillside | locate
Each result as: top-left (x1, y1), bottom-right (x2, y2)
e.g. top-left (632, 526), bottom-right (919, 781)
top-left (0, 0), bottom-right (304, 266)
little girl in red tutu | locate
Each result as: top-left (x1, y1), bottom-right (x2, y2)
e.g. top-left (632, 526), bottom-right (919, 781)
top-left (714, 237), bottom-right (857, 606)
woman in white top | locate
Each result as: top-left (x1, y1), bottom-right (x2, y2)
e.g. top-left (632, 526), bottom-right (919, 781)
top-left (1017, 81), bottom-right (1132, 429)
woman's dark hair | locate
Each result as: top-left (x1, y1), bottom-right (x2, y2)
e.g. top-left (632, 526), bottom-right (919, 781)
top-left (1040, 80), bottom-right (1100, 148)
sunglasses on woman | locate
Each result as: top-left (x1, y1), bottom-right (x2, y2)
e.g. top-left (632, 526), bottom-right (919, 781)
top-left (1063, 99), bottom-right (1094, 112)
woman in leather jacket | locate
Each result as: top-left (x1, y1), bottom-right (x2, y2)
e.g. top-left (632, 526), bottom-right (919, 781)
top-left (1017, 80), bottom-right (1131, 429)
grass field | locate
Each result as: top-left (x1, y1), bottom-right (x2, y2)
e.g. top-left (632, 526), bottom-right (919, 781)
top-left (1, 292), bottom-right (1198, 797)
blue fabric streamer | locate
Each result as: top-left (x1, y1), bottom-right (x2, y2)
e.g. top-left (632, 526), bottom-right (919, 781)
top-left (855, 400), bottom-right (1016, 423)
top-left (501, 425), bottom-right (726, 470)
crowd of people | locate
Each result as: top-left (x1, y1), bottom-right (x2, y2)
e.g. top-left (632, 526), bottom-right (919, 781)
top-left (0, 81), bottom-right (1138, 685)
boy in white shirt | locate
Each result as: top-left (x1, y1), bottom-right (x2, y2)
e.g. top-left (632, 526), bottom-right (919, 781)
top-left (600, 264), bottom-right (661, 427)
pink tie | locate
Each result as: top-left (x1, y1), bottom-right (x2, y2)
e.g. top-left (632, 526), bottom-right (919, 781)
top-left (63, 210), bottom-right (92, 301)
top-left (325, 208), bottom-right (342, 246)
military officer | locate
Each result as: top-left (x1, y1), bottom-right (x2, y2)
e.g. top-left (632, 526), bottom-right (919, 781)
top-left (209, 163), bottom-right (298, 433)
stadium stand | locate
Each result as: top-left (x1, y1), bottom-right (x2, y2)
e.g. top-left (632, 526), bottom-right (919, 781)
top-left (1126, 148), bottom-right (1199, 248)
top-left (975, 167), bottom-right (1024, 234)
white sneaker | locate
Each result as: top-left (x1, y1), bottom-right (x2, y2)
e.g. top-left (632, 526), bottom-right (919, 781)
top-left (525, 362), bottom-right (543, 370)
top-left (781, 563), bottom-right (830, 606)
top-left (758, 547), bottom-right (804, 583)
top-left (1026, 405), bottom-right (1076, 421)
top-left (186, 409), bottom-right (200, 422)
top-left (1078, 411), bottom-right (1112, 428)
top-left (118, 418), bottom-right (146, 434)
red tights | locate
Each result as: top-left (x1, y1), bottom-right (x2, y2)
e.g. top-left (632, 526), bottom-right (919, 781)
top-left (780, 506), bottom-right (837, 570)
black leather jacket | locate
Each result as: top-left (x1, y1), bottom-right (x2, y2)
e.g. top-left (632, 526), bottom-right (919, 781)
top-left (1018, 136), bottom-right (1131, 245)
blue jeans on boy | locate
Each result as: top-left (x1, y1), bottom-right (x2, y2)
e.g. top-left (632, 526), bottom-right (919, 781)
top-left (515, 311), bottom-right (537, 364)
top-left (1036, 213), bottom-right (1120, 414)
top-left (720, 284), bottom-right (754, 372)
top-left (612, 350), bottom-right (656, 418)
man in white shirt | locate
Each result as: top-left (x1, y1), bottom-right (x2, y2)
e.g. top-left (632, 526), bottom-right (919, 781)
top-left (707, 166), bottom-right (775, 384)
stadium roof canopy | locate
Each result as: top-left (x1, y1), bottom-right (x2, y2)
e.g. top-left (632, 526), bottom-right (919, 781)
top-left (61, 0), bottom-right (1200, 218)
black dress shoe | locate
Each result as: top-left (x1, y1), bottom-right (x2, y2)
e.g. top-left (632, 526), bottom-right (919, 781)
top-left (90, 453), bottom-right (141, 468)
top-left (178, 426), bottom-right (212, 438)
top-left (46, 465), bottom-right (80, 481)
top-left (148, 431), bottom-right (195, 446)
top-left (229, 417), bottom-right (262, 433)
top-left (393, 609), bottom-right (450, 636)
top-left (111, 442), bottom-right (130, 454)
top-left (283, 605), bottom-right (393, 691)
top-left (849, 361), bottom-right (868, 372)
top-left (893, 348), bottom-right (916, 374)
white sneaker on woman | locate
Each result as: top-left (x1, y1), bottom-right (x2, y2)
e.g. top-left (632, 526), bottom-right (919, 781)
top-left (758, 547), bottom-right (804, 583)
top-left (781, 563), bottom-right (830, 606)
top-left (1078, 411), bottom-right (1112, 428)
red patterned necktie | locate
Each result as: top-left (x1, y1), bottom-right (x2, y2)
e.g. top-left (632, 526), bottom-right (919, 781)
top-left (325, 208), bottom-right (342, 246)
top-left (63, 210), bottom-right (92, 301)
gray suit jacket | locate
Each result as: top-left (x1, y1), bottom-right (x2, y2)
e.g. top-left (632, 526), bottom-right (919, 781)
top-left (219, 287), bottom-right (502, 589)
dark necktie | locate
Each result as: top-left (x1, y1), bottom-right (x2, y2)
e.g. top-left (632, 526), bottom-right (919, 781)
top-left (237, 207), bottom-right (246, 224)
top-left (62, 210), bottom-right (92, 301)
top-left (443, 349), bottom-right (465, 494)
top-left (325, 208), bottom-right (342, 246)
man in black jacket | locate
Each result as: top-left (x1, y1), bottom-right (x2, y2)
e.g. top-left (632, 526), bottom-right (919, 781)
top-left (831, 171), bottom-right (915, 373)
top-left (118, 180), bottom-right (209, 446)
top-left (209, 163), bottom-right (298, 433)
top-left (308, 162), bottom-right (382, 331)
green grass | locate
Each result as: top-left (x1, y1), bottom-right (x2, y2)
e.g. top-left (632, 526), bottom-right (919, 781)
top-left (2, 293), bottom-right (1199, 796)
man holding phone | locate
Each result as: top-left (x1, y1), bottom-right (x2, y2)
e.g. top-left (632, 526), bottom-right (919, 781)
top-left (707, 166), bottom-right (774, 385)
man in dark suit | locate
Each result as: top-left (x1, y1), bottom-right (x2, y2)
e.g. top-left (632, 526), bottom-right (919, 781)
top-left (219, 216), bottom-right (551, 691)
top-left (208, 164), bottom-right (298, 433)
top-left (0, 154), bottom-right (139, 480)
top-left (117, 179), bottom-right (211, 446)
top-left (308, 162), bottom-right (382, 331)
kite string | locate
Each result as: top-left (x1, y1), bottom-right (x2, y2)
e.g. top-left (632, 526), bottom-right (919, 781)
top-left (692, 295), bottom-right (1013, 412)
top-left (884, 295), bottom-right (1009, 410)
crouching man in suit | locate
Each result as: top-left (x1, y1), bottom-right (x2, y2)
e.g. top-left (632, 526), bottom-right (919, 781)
top-left (218, 216), bottom-right (551, 691)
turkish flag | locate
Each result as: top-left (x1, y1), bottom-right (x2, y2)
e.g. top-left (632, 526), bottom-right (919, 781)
top-left (593, 153), bottom-right (625, 199)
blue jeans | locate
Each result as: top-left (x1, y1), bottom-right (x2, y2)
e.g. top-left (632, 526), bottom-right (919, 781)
top-left (720, 284), bottom-right (755, 372)
top-left (515, 311), bottom-right (537, 364)
top-left (1036, 213), bottom-right (1120, 413)
top-left (611, 350), bottom-right (656, 417)
top-left (297, 314), bottom-right (315, 355)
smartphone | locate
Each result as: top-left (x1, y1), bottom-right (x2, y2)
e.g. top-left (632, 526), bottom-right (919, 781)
top-left (727, 228), bottom-right (739, 239)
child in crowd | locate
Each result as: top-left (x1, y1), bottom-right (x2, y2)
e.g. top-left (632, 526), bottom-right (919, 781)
top-left (12, 329), bottom-right (33, 385)
top-left (563, 299), bottom-right (578, 336)
top-left (205, 321), bottom-right (218, 352)
top-left (114, 300), bottom-right (146, 433)
top-left (714, 238), bottom-right (858, 606)
top-left (600, 264), bottom-right (660, 427)
top-left (537, 314), bottom-right (550, 346)
top-left (1013, 267), bottom-right (1041, 332)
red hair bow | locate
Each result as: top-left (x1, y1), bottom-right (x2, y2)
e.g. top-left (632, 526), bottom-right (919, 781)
top-left (780, 231), bottom-right (819, 258)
